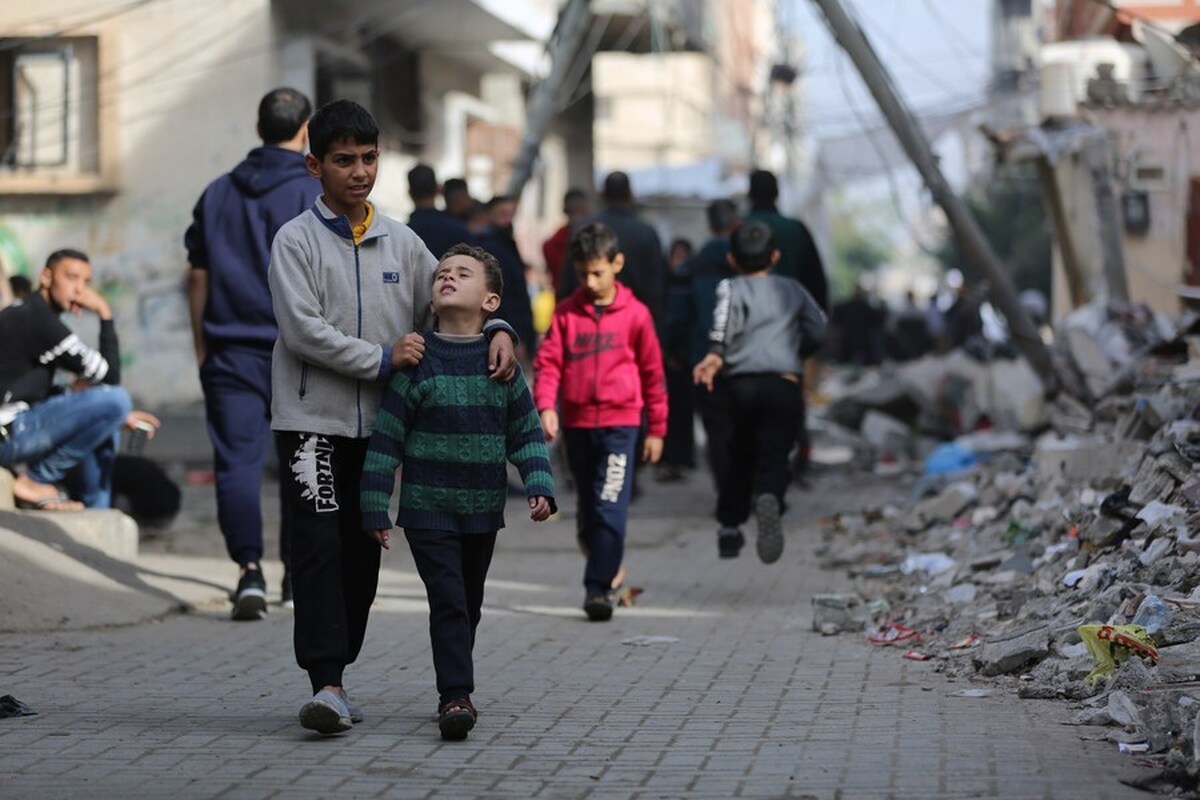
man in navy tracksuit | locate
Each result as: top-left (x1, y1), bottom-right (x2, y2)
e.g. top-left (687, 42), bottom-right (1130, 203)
top-left (185, 88), bottom-right (321, 620)
top-left (406, 163), bottom-right (471, 261)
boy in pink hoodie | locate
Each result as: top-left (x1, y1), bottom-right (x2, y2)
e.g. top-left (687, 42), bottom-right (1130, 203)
top-left (535, 223), bottom-right (668, 621)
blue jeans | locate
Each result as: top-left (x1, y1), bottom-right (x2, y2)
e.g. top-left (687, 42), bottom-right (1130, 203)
top-left (0, 386), bottom-right (132, 508)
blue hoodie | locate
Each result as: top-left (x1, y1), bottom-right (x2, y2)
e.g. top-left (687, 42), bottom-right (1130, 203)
top-left (185, 146), bottom-right (320, 350)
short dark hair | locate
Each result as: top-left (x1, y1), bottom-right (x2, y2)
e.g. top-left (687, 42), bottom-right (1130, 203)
top-left (669, 238), bottom-right (693, 258)
top-left (602, 171), bottom-right (632, 204)
top-left (706, 198), bottom-right (738, 234)
top-left (308, 100), bottom-right (379, 159)
top-left (257, 88), bottom-right (312, 145)
top-left (748, 169), bottom-right (779, 206)
top-left (439, 243), bottom-right (503, 296)
top-left (570, 222), bottom-right (620, 264)
top-left (729, 221), bottom-right (776, 272)
top-left (563, 187), bottom-right (589, 216)
top-left (486, 195), bottom-right (514, 210)
top-left (407, 163), bottom-right (437, 200)
top-left (8, 274), bottom-right (32, 298)
top-left (45, 248), bottom-right (90, 269)
top-left (443, 178), bottom-right (469, 199)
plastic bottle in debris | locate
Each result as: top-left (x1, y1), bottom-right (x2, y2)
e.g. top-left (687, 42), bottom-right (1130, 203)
top-left (1132, 594), bottom-right (1173, 634)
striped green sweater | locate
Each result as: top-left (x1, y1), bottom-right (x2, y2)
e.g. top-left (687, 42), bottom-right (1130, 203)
top-left (360, 333), bottom-right (556, 533)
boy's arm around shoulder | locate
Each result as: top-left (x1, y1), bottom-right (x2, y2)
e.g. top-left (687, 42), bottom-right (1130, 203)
top-left (506, 365), bottom-right (557, 515)
top-left (632, 302), bottom-right (669, 439)
top-left (268, 227), bottom-right (387, 382)
top-left (360, 370), bottom-right (417, 530)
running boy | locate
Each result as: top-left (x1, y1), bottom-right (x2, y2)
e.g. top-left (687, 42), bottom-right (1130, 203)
top-left (268, 100), bottom-right (517, 735)
top-left (534, 223), bottom-right (667, 622)
top-left (693, 221), bottom-right (826, 563)
top-left (361, 244), bottom-right (555, 741)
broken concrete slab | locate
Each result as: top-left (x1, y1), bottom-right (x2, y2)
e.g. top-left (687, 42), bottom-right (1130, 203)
top-left (974, 626), bottom-right (1051, 676)
top-left (1034, 435), bottom-right (1143, 484)
top-left (906, 481), bottom-right (979, 531)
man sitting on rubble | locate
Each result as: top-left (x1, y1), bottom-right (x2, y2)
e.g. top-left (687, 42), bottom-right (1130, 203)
top-left (0, 249), bottom-right (159, 510)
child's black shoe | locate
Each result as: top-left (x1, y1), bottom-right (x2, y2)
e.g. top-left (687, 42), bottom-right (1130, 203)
top-left (583, 593), bottom-right (614, 621)
top-left (437, 697), bottom-right (477, 741)
top-left (717, 527), bottom-right (744, 559)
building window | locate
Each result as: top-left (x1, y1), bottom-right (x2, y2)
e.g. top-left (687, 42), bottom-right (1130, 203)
top-left (0, 36), bottom-right (110, 193)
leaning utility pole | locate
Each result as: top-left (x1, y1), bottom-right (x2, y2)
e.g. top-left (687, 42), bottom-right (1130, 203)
top-left (810, 0), bottom-right (1062, 397)
top-left (507, 0), bottom-right (592, 200)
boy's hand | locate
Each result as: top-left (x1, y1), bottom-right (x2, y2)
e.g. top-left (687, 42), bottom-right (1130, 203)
top-left (487, 332), bottom-right (518, 382)
top-left (540, 409), bottom-right (559, 443)
top-left (642, 436), bottom-right (664, 464)
top-left (391, 332), bottom-right (425, 368)
top-left (692, 353), bottom-right (723, 391)
top-left (368, 529), bottom-right (391, 549)
top-left (529, 496), bottom-right (552, 522)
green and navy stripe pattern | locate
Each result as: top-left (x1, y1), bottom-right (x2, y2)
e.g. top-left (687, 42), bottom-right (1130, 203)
top-left (361, 333), bottom-right (556, 533)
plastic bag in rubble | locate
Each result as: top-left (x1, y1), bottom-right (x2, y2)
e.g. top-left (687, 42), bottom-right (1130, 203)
top-left (1131, 594), bottom-right (1173, 634)
top-left (1077, 624), bottom-right (1159, 685)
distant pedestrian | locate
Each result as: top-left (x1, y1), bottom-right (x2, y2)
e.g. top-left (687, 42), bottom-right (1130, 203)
top-left (406, 163), bottom-right (470, 260)
top-left (693, 222), bottom-right (826, 563)
top-left (267, 100), bottom-right (518, 736)
top-left (360, 244), bottom-right (555, 741)
top-left (474, 195), bottom-right (536, 356)
top-left (683, 199), bottom-right (738, 494)
top-left (558, 172), bottom-right (667, 332)
top-left (8, 274), bottom-right (31, 300)
top-left (443, 178), bottom-right (472, 224)
top-left (185, 87), bottom-right (320, 618)
top-left (660, 237), bottom-right (695, 481)
top-left (534, 223), bottom-right (667, 622)
top-left (541, 187), bottom-right (591, 293)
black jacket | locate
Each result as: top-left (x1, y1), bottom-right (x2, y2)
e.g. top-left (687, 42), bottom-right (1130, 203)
top-left (0, 293), bottom-right (118, 404)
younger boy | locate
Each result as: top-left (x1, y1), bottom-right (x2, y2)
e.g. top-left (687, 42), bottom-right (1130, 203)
top-left (693, 221), bottom-right (826, 564)
top-left (361, 244), bottom-right (555, 741)
top-left (268, 101), bottom-right (517, 735)
top-left (534, 223), bottom-right (667, 622)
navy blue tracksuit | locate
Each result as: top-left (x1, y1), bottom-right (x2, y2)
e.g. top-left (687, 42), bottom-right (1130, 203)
top-left (564, 426), bottom-right (639, 596)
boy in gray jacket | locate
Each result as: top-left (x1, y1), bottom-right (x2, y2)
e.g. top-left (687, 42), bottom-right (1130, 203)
top-left (268, 100), bottom-right (517, 735)
top-left (693, 221), bottom-right (825, 564)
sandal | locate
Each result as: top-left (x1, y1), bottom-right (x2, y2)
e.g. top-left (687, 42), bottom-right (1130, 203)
top-left (437, 697), bottom-right (477, 741)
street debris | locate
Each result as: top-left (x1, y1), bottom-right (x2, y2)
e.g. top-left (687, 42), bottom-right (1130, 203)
top-left (0, 695), bottom-right (37, 718)
top-left (619, 635), bottom-right (679, 647)
top-left (810, 304), bottom-right (1200, 793)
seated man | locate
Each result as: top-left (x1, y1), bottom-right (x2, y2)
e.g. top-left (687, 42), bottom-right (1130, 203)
top-left (0, 249), bottom-right (158, 510)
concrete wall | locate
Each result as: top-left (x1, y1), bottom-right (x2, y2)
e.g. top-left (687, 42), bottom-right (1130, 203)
top-left (0, 0), bottom-right (281, 407)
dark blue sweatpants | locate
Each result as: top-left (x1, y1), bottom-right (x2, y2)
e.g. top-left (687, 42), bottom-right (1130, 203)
top-left (564, 426), bottom-right (638, 596)
top-left (200, 346), bottom-right (290, 568)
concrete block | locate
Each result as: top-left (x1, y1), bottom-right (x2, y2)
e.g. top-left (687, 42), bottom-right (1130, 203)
top-left (1156, 640), bottom-right (1200, 682)
top-left (0, 467), bottom-right (13, 512)
top-left (811, 593), bottom-right (865, 634)
top-left (974, 626), bottom-right (1050, 676)
top-left (1, 509), bottom-right (138, 560)
top-left (906, 481), bottom-right (978, 531)
top-left (1034, 436), bottom-right (1142, 484)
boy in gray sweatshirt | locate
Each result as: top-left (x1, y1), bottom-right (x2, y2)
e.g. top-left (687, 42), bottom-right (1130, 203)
top-left (693, 221), bottom-right (826, 564)
top-left (268, 100), bottom-right (517, 735)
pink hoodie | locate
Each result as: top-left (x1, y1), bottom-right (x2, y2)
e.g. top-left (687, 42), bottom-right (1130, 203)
top-left (534, 284), bottom-right (667, 437)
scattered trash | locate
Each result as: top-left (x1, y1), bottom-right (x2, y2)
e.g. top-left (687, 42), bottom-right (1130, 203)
top-left (619, 636), bottom-right (679, 647)
top-left (902, 651), bottom-right (933, 661)
top-left (1131, 594), bottom-right (1174, 635)
top-left (811, 593), bottom-right (865, 635)
top-left (0, 695), bottom-right (37, 718)
top-left (1118, 742), bottom-right (1151, 754)
top-left (1078, 624), bottom-right (1159, 684)
top-left (867, 622), bottom-right (921, 645)
top-left (923, 443), bottom-right (978, 476)
top-left (950, 688), bottom-right (992, 698)
top-left (948, 634), bottom-right (981, 651)
top-left (900, 552), bottom-right (957, 577)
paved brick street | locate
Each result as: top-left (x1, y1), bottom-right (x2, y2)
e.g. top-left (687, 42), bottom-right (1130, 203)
top-left (0, 467), bottom-right (1145, 799)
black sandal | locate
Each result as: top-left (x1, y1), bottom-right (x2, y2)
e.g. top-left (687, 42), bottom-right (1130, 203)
top-left (437, 697), bottom-right (477, 741)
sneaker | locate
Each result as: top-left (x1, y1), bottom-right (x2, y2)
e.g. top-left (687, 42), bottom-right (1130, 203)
top-left (717, 526), bottom-right (745, 559)
top-left (437, 697), bottom-right (477, 741)
top-left (343, 691), bottom-right (364, 724)
top-left (754, 494), bottom-right (784, 564)
top-left (280, 570), bottom-right (294, 609)
top-left (231, 568), bottom-right (267, 621)
top-left (583, 593), bottom-right (614, 622)
top-left (298, 689), bottom-right (353, 735)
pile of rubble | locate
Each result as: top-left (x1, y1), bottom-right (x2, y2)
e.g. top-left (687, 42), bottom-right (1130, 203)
top-left (812, 304), bottom-right (1200, 794)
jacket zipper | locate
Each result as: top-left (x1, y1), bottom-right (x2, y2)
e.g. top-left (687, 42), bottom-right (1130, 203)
top-left (299, 363), bottom-right (308, 398)
top-left (354, 240), bottom-right (364, 438)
